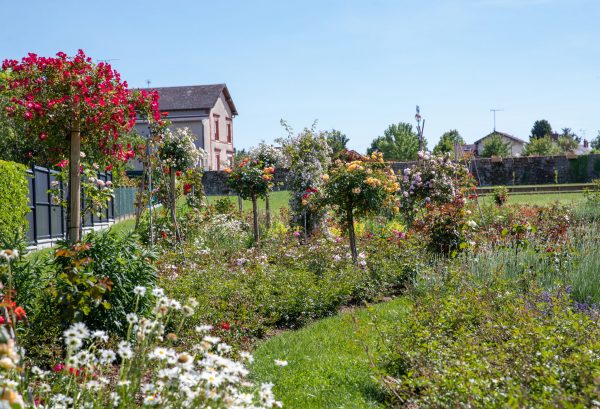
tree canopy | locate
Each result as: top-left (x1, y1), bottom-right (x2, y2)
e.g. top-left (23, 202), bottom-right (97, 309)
top-left (323, 129), bottom-right (349, 156)
top-left (433, 130), bottom-right (465, 155)
top-left (523, 136), bottom-right (561, 156)
top-left (367, 122), bottom-right (421, 161)
top-left (530, 119), bottom-right (553, 140)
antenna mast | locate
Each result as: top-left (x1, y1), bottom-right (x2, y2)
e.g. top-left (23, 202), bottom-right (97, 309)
top-left (490, 108), bottom-right (503, 131)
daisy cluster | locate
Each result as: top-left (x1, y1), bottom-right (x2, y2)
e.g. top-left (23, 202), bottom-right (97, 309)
top-left (0, 288), bottom-right (280, 408)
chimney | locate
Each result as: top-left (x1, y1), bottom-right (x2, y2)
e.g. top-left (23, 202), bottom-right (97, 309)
top-left (584, 139), bottom-right (589, 148)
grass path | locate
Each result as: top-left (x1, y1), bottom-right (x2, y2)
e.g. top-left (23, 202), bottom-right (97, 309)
top-left (250, 298), bottom-right (410, 408)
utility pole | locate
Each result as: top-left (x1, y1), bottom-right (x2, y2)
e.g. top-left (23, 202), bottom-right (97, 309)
top-left (490, 108), bottom-right (503, 132)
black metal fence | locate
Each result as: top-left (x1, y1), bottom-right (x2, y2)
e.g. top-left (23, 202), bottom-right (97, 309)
top-left (26, 166), bottom-right (137, 246)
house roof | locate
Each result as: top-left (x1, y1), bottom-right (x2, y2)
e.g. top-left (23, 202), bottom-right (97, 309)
top-left (144, 84), bottom-right (238, 116)
top-left (474, 131), bottom-right (526, 145)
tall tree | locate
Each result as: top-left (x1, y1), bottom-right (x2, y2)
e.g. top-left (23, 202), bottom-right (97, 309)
top-left (480, 133), bottom-right (511, 157)
top-left (433, 129), bottom-right (465, 155)
top-left (530, 119), bottom-right (553, 140)
top-left (1, 50), bottom-right (159, 241)
top-left (323, 129), bottom-right (349, 156)
top-left (367, 122), bottom-right (421, 161)
top-left (591, 131), bottom-right (600, 151)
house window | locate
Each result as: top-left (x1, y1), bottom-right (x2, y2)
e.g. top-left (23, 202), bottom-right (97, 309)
top-left (214, 115), bottom-right (220, 141)
top-left (226, 118), bottom-right (232, 143)
top-left (216, 152), bottom-right (221, 171)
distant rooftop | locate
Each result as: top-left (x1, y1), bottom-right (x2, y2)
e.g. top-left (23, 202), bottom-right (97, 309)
top-left (474, 131), bottom-right (526, 145)
top-left (140, 84), bottom-right (238, 116)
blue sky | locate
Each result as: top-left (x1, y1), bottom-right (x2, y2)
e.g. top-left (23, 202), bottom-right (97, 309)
top-left (2, 0), bottom-right (599, 151)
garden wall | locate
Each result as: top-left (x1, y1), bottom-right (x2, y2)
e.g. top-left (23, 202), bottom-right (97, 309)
top-left (391, 154), bottom-right (600, 187)
top-left (201, 154), bottom-right (600, 194)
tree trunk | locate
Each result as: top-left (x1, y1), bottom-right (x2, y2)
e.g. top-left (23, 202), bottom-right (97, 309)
top-left (347, 205), bottom-right (358, 264)
top-left (251, 195), bottom-right (260, 245)
top-left (238, 195), bottom-right (243, 213)
top-left (169, 169), bottom-right (177, 229)
top-left (68, 123), bottom-right (81, 242)
top-left (265, 192), bottom-right (271, 229)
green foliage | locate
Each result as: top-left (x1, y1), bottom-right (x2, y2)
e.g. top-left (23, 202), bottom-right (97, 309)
top-left (480, 133), bottom-right (511, 157)
top-left (531, 119), bottom-right (553, 139)
top-left (49, 231), bottom-right (156, 334)
top-left (492, 185), bottom-right (509, 205)
top-left (522, 136), bottom-right (561, 156)
top-left (418, 197), bottom-right (473, 255)
top-left (432, 129), bottom-right (464, 155)
top-left (323, 129), bottom-right (349, 156)
top-left (557, 135), bottom-right (579, 152)
top-left (367, 123), bottom-right (421, 161)
top-left (591, 131), bottom-right (600, 150)
top-left (377, 279), bottom-right (600, 408)
top-left (213, 197), bottom-right (237, 214)
top-left (160, 228), bottom-right (426, 348)
top-left (0, 160), bottom-right (29, 244)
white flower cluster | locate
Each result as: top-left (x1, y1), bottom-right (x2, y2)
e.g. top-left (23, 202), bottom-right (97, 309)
top-left (0, 249), bottom-right (19, 262)
top-left (249, 143), bottom-right (287, 168)
top-left (161, 127), bottom-right (207, 169)
top-left (8, 289), bottom-right (280, 408)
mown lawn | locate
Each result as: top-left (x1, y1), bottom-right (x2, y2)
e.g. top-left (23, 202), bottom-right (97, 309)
top-left (207, 190), bottom-right (585, 210)
top-left (206, 190), bottom-right (290, 213)
top-left (250, 298), bottom-right (410, 409)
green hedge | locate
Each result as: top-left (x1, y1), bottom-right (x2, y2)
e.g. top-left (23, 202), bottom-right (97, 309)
top-left (0, 160), bottom-right (29, 244)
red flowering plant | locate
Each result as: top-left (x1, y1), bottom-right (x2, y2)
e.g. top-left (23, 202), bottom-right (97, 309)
top-left (0, 249), bottom-right (27, 342)
top-left (1, 50), bottom-right (161, 241)
top-left (321, 152), bottom-right (400, 263)
top-left (225, 157), bottom-right (275, 244)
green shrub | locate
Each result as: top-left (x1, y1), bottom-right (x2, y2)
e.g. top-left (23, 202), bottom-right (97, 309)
top-left (49, 231), bottom-right (156, 334)
top-left (492, 185), bottom-right (509, 205)
top-left (0, 160), bottom-right (29, 244)
top-left (376, 279), bottom-right (600, 407)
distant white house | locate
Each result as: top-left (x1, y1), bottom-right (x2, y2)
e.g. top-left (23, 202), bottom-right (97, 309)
top-left (135, 84), bottom-right (238, 171)
top-left (473, 131), bottom-right (526, 157)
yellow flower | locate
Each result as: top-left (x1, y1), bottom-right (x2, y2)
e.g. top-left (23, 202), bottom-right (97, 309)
top-left (302, 199), bottom-right (308, 206)
top-left (322, 174), bottom-right (330, 182)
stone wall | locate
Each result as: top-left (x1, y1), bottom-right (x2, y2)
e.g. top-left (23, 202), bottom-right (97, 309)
top-left (202, 154), bottom-right (600, 194)
top-left (202, 168), bottom-right (290, 195)
top-left (390, 154), bottom-right (600, 187)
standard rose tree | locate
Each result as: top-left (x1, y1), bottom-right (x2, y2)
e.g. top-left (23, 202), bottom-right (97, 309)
top-left (1, 51), bottom-right (161, 241)
top-left (225, 158), bottom-right (275, 245)
top-left (321, 152), bottom-right (400, 263)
